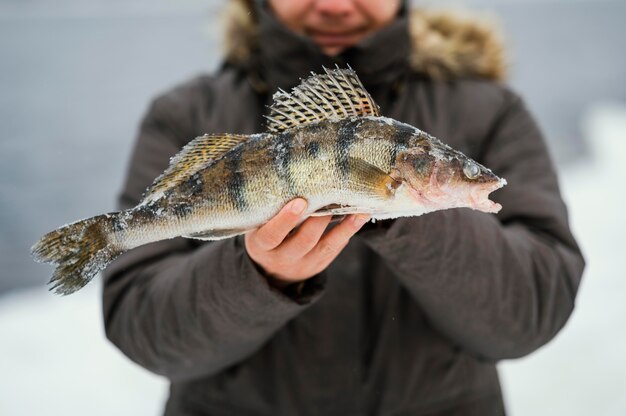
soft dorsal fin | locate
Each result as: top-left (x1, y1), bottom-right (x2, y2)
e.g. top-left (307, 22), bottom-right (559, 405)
top-left (142, 133), bottom-right (249, 202)
top-left (265, 67), bottom-right (380, 132)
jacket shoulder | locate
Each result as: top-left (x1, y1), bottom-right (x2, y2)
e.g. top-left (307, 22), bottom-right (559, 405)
top-left (151, 68), bottom-right (250, 105)
top-left (147, 68), bottom-right (262, 138)
top-left (152, 74), bottom-right (214, 106)
top-left (143, 73), bottom-right (219, 145)
top-left (452, 79), bottom-right (534, 161)
top-left (441, 77), bottom-right (521, 117)
top-left (454, 79), bottom-right (525, 135)
top-left (402, 75), bottom-right (528, 155)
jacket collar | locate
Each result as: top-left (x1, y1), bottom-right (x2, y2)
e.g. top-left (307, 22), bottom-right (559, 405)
top-left (250, 3), bottom-right (412, 94)
top-left (224, 1), bottom-right (507, 90)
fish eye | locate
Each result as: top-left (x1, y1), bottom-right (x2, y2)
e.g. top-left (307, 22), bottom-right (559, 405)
top-left (463, 160), bottom-right (481, 179)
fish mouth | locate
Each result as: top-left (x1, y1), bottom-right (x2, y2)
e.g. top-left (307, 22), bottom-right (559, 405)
top-left (469, 178), bottom-right (507, 213)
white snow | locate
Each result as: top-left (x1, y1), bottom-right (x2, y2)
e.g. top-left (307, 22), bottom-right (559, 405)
top-left (0, 103), bottom-right (625, 415)
top-left (0, 282), bottom-right (168, 416)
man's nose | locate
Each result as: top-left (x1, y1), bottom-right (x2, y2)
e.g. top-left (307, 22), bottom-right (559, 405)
top-left (315, 0), bottom-right (354, 18)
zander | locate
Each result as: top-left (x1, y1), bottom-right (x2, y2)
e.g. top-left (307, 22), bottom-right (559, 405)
top-left (32, 68), bottom-right (506, 295)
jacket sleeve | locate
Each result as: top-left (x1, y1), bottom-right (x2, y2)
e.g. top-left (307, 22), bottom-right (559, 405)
top-left (361, 90), bottom-right (585, 360)
top-left (102, 84), bottom-right (326, 382)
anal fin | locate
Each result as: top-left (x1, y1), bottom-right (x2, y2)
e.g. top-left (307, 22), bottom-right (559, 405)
top-left (311, 204), bottom-right (376, 217)
top-left (183, 228), bottom-right (249, 241)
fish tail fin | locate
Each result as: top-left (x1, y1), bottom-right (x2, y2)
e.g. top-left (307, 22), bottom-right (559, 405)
top-left (31, 213), bottom-right (123, 295)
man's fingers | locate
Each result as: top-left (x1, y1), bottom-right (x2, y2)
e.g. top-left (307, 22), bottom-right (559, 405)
top-left (252, 198), bottom-right (307, 251)
top-left (306, 214), bottom-right (370, 260)
top-left (279, 215), bottom-right (332, 258)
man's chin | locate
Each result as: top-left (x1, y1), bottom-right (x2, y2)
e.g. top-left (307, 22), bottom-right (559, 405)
top-left (320, 45), bottom-right (346, 56)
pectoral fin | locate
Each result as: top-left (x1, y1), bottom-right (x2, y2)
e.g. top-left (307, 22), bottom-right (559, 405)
top-left (310, 158), bottom-right (399, 217)
top-left (347, 156), bottom-right (401, 199)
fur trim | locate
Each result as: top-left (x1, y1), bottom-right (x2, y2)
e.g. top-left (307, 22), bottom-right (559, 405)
top-left (222, 0), bottom-right (507, 81)
top-left (407, 9), bottom-right (507, 81)
top-left (222, 0), bottom-right (258, 68)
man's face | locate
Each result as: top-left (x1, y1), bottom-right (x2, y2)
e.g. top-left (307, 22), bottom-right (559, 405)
top-left (268, 0), bottom-right (402, 56)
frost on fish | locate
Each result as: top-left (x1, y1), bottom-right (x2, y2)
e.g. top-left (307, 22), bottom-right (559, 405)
top-left (32, 67), bottom-right (506, 295)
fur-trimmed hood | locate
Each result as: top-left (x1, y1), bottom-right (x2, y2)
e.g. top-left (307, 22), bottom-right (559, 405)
top-left (223, 1), bottom-right (507, 82)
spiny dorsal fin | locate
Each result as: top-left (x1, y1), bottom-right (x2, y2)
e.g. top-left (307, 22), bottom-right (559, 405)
top-left (142, 133), bottom-right (249, 202)
top-left (265, 67), bottom-right (380, 133)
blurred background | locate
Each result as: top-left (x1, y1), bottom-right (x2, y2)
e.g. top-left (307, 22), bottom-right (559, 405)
top-left (1, 0), bottom-right (625, 414)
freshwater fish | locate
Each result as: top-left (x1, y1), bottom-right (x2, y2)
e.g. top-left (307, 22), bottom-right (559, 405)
top-left (32, 68), bottom-right (506, 295)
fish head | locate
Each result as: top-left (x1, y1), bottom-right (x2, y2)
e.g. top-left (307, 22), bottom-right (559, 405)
top-left (393, 142), bottom-right (507, 214)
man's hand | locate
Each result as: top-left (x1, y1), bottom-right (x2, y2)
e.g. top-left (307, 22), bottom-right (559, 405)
top-left (244, 198), bottom-right (370, 288)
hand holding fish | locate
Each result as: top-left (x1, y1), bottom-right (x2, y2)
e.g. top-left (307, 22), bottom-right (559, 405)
top-left (245, 198), bottom-right (370, 288)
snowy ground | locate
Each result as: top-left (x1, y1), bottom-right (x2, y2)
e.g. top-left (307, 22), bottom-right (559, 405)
top-left (0, 103), bottom-right (625, 415)
top-left (0, 282), bottom-right (168, 416)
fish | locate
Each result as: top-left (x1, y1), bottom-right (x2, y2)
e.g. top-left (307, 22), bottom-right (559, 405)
top-left (31, 67), bottom-right (506, 295)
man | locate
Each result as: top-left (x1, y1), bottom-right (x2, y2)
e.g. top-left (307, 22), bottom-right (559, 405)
top-left (103, 0), bottom-right (585, 414)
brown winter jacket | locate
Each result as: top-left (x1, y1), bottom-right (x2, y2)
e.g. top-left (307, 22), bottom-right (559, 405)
top-left (103, 4), bottom-right (585, 415)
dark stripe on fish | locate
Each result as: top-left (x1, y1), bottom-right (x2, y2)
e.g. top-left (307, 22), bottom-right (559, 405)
top-left (116, 204), bottom-right (162, 231)
top-left (179, 173), bottom-right (205, 197)
top-left (173, 203), bottom-right (193, 218)
top-left (272, 131), bottom-right (295, 194)
top-left (141, 201), bottom-right (165, 217)
top-left (225, 146), bottom-right (248, 211)
top-left (306, 141), bottom-right (320, 158)
top-left (336, 120), bottom-right (357, 180)
top-left (390, 121), bottom-right (415, 163)
top-left (111, 214), bottom-right (129, 233)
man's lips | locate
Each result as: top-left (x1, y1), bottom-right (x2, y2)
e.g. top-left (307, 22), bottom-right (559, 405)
top-left (305, 27), bottom-right (367, 46)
